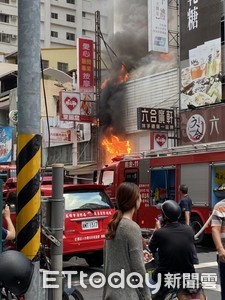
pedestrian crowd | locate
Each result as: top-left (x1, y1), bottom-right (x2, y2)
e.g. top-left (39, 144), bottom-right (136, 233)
top-left (102, 182), bottom-right (223, 300)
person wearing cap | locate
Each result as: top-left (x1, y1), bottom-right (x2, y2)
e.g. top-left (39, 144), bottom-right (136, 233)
top-left (147, 200), bottom-right (202, 299)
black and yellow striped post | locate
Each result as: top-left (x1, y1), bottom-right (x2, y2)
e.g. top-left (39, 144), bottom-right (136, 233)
top-left (17, 0), bottom-right (41, 298)
top-left (16, 134), bottom-right (41, 260)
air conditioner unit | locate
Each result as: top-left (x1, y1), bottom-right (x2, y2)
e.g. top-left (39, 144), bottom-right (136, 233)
top-left (11, 15), bottom-right (16, 21)
top-left (11, 35), bottom-right (17, 39)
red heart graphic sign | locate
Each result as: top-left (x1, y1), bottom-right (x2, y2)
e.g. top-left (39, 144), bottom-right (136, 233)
top-left (155, 134), bottom-right (166, 147)
top-left (64, 96), bottom-right (78, 112)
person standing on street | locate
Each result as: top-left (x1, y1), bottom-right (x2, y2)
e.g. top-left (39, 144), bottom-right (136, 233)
top-left (103, 182), bottom-right (151, 300)
top-left (147, 200), bottom-right (203, 299)
top-left (179, 184), bottom-right (192, 225)
top-left (211, 199), bottom-right (225, 300)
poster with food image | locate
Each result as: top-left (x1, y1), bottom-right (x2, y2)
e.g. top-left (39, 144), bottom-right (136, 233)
top-left (181, 38), bottom-right (222, 110)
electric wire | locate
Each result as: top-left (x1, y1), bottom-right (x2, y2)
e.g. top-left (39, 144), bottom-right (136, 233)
top-left (40, 54), bottom-right (51, 180)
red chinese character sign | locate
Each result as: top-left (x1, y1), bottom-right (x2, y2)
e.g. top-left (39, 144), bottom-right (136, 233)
top-left (77, 38), bottom-right (94, 93)
top-left (59, 91), bottom-right (80, 121)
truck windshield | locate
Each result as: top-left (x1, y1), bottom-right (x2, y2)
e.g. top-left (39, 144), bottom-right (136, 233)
top-left (64, 190), bottom-right (114, 211)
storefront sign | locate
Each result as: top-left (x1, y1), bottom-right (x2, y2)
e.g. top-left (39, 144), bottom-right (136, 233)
top-left (77, 38), bottom-right (94, 93)
top-left (180, 104), bottom-right (225, 144)
top-left (137, 107), bottom-right (174, 131)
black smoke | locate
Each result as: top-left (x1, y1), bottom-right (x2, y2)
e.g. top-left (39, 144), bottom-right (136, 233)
top-left (99, 0), bottom-right (148, 136)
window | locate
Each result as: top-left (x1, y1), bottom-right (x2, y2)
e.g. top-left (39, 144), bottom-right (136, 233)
top-left (57, 62), bottom-right (68, 73)
top-left (125, 171), bottom-right (138, 184)
top-left (42, 60), bottom-right (49, 69)
top-left (0, 0), bottom-right (10, 3)
top-left (0, 13), bottom-right (9, 23)
top-left (51, 31), bottom-right (58, 38)
top-left (82, 12), bottom-right (86, 17)
top-left (0, 32), bottom-right (10, 43)
top-left (101, 170), bottom-right (114, 186)
top-left (66, 14), bottom-right (75, 23)
top-left (51, 12), bottom-right (58, 19)
top-left (67, 0), bottom-right (75, 4)
top-left (64, 189), bottom-right (113, 212)
top-left (82, 30), bottom-right (86, 36)
top-left (66, 32), bottom-right (75, 41)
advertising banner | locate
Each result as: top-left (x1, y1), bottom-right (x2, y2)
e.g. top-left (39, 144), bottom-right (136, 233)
top-left (148, 0), bottom-right (168, 53)
top-left (77, 38), bottom-right (94, 93)
top-left (180, 0), bottom-right (222, 110)
top-left (180, 0), bottom-right (221, 61)
top-left (180, 104), bottom-right (225, 145)
top-left (0, 126), bottom-right (12, 163)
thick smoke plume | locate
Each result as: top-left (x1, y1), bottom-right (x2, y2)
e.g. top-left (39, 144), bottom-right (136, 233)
top-left (99, 0), bottom-right (177, 136)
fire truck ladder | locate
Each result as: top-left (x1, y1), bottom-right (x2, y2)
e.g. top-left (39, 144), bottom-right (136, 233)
top-left (143, 141), bottom-right (225, 158)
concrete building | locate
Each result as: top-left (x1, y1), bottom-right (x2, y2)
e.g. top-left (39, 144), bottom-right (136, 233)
top-left (0, 0), bottom-right (113, 54)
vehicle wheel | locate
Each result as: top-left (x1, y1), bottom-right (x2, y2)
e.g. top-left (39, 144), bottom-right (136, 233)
top-left (191, 215), bottom-right (204, 245)
top-left (85, 251), bottom-right (103, 267)
top-left (63, 289), bottom-right (84, 300)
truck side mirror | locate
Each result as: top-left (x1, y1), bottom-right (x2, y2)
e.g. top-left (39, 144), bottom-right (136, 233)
top-left (93, 170), bottom-right (98, 183)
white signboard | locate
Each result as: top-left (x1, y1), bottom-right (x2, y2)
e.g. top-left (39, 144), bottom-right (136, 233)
top-left (59, 91), bottom-right (81, 121)
top-left (148, 0), bottom-right (168, 53)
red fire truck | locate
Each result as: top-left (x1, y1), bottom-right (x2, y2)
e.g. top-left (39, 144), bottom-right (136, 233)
top-left (98, 141), bottom-right (225, 244)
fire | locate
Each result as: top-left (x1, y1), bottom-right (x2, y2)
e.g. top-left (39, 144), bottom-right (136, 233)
top-left (118, 65), bottom-right (129, 84)
top-left (102, 134), bottom-right (131, 158)
top-left (101, 64), bottom-right (129, 89)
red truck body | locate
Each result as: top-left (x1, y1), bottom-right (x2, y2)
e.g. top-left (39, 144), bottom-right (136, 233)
top-left (98, 142), bottom-right (225, 243)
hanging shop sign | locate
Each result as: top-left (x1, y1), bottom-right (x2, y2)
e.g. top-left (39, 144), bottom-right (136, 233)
top-left (137, 107), bottom-right (174, 131)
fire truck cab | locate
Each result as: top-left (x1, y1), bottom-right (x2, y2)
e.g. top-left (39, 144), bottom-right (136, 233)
top-left (98, 142), bottom-right (225, 244)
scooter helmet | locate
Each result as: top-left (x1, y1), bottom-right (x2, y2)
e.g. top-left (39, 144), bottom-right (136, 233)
top-left (0, 250), bottom-right (34, 296)
top-left (161, 200), bottom-right (181, 222)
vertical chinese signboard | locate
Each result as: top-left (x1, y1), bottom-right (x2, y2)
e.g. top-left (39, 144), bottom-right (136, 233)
top-left (180, 0), bottom-right (222, 110)
top-left (77, 38), bottom-right (94, 92)
top-left (77, 38), bottom-right (95, 122)
top-left (148, 0), bottom-right (168, 53)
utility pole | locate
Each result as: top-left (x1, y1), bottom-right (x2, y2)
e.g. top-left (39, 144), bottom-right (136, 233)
top-left (16, 1), bottom-right (41, 299)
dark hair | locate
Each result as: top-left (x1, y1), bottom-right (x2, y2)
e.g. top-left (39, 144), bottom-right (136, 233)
top-left (179, 184), bottom-right (188, 194)
top-left (105, 182), bottom-right (140, 240)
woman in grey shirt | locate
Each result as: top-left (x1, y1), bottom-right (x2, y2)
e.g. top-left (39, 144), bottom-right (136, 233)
top-left (103, 182), bottom-right (151, 300)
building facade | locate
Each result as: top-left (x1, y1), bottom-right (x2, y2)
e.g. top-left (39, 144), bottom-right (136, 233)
top-left (0, 0), bottom-right (113, 54)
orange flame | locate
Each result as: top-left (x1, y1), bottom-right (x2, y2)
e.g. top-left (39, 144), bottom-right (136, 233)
top-left (101, 65), bottom-right (129, 89)
top-left (118, 65), bottom-right (129, 84)
top-left (102, 134), bottom-right (131, 161)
